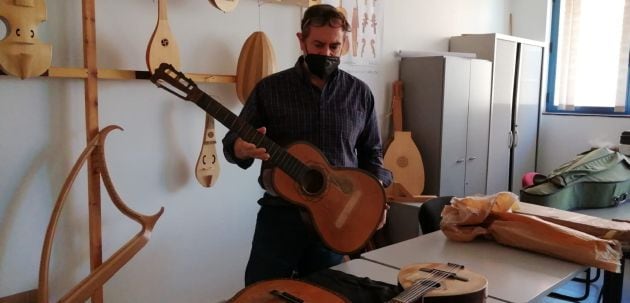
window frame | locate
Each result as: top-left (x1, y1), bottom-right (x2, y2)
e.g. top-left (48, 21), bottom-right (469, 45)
top-left (546, 0), bottom-right (630, 116)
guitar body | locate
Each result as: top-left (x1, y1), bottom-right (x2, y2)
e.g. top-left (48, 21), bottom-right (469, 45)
top-left (392, 263), bottom-right (487, 303)
top-left (146, 0), bottom-right (181, 74)
top-left (229, 279), bottom-right (349, 303)
top-left (271, 141), bottom-right (386, 254)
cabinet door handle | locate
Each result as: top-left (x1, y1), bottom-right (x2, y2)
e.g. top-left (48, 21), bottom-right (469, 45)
top-left (513, 130), bottom-right (519, 148)
top-left (456, 158), bottom-right (465, 163)
top-left (508, 131), bottom-right (514, 148)
top-left (468, 156), bottom-right (477, 161)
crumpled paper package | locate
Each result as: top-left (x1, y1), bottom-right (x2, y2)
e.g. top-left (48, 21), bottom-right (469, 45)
top-left (440, 192), bottom-right (622, 273)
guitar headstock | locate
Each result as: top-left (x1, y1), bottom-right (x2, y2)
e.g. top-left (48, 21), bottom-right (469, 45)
top-left (150, 63), bottom-right (199, 101)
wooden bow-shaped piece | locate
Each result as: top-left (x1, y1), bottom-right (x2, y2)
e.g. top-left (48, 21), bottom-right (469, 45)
top-left (38, 125), bottom-right (164, 303)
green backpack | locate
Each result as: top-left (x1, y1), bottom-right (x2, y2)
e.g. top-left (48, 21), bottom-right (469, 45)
top-left (520, 148), bottom-right (630, 210)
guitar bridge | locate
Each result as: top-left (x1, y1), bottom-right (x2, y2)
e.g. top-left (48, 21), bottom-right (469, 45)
top-left (419, 263), bottom-right (469, 282)
top-left (270, 289), bottom-right (305, 303)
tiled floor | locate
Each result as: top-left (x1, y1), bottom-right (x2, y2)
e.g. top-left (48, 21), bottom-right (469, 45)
top-left (544, 259), bottom-right (630, 303)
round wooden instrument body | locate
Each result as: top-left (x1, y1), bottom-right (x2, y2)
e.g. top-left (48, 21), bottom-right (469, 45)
top-left (210, 0), bottom-right (239, 13)
top-left (394, 263), bottom-right (487, 303)
top-left (236, 31), bottom-right (276, 104)
top-left (229, 279), bottom-right (349, 303)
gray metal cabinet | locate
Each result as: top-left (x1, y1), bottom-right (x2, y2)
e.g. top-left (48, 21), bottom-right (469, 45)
top-left (399, 56), bottom-right (492, 197)
top-left (450, 33), bottom-right (544, 194)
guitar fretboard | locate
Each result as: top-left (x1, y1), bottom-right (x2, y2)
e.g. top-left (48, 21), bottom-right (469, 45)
top-left (192, 91), bottom-right (309, 182)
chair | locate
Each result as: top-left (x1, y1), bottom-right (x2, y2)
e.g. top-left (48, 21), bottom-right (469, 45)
top-left (418, 196), bottom-right (453, 234)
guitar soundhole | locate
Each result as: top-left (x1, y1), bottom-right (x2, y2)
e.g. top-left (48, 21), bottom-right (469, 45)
top-left (300, 168), bottom-right (325, 195)
top-left (419, 280), bottom-right (440, 288)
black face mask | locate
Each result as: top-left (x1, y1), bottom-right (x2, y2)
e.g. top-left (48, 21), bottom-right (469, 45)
top-left (304, 54), bottom-right (340, 80)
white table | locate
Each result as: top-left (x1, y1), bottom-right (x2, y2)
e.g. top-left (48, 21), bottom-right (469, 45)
top-left (361, 231), bottom-right (586, 303)
top-left (331, 258), bottom-right (505, 302)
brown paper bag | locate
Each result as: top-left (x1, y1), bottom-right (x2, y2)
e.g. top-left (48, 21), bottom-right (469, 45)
top-left (440, 192), bottom-right (622, 273)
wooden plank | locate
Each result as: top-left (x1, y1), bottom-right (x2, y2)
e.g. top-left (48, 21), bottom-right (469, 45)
top-left (0, 67), bottom-right (236, 83)
top-left (0, 289), bottom-right (37, 303)
top-left (515, 202), bottom-right (630, 245)
top-left (259, 0), bottom-right (320, 7)
top-left (81, 1), bottom-right (103, 303)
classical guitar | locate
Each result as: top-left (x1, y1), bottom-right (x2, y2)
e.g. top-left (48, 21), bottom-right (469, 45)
top-left (150, 63), bottom-right (386, 254)
top-left (229, 279), bottom-right (349, 303)
top-left (390, 263), bottom-right (487, 303)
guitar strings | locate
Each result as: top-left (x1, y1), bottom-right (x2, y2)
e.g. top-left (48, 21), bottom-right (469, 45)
top-left (398, 263), bottom-right (461, 302)
top-left (400, 264), bottom-right (458, 301)
top-left (407, 263), bottom-right (460, 298)
top-left (412, 264), bottom-right (460, 295)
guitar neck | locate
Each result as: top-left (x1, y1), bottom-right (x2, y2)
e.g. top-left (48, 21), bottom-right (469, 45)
top-left (191, 90), bottom-right (308, 181)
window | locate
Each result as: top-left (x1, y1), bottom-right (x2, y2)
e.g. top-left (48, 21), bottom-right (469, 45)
top-left (547, 0), bottom-right (630, 115)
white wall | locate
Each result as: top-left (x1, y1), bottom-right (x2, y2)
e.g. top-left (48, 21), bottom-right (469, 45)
top-left (1, 0), bottom-right (518, 302)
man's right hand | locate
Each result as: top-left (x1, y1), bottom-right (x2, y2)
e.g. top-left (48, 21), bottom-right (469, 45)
top-left (234, 126), bottom-right (271, 161)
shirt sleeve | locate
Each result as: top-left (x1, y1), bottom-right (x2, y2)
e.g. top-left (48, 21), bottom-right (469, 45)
top-left (221, 85), bottom-right (264, 170)
top-left (356, 89), bottom-right (393, 187)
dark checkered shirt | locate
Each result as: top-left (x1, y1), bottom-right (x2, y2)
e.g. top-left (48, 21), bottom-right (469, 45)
top-left (222, 57), bottom-right (392, 190)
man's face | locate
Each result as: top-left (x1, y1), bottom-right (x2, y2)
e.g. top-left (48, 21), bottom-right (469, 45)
top-left (297, 25), bottom-right (345, 57)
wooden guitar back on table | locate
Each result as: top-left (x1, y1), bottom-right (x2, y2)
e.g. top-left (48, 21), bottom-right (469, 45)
top-left (229, 279), bottom-right (349, 303)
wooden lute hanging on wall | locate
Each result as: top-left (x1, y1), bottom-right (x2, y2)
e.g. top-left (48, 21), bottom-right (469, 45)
top-left (195, 115), bottom-right (220, 187)
top-left (146, 0), bottom-right (181, 73)
top-left (0, 0), bottom-right (52, 79)
top-left (209, 0), bottom-right (239, 13)
top-left (236, 31), bottom-right (277, 104)
top-left (384, 81), bottom-right (426, 201)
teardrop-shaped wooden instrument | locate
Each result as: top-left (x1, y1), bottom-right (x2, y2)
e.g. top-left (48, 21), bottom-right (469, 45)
top-left (384, 81), bottom-right (425, 197)
top-left (209, 0), bottom-right (239, 13)
top-left (236, 31), bottom-right (276, 104)
top-left (146, 0), bottom-right (180, 74)
top-left (195, 114), bottom-right (220, 187)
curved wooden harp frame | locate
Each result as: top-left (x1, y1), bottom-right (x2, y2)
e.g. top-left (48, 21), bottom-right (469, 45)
top-left (38, 125), bottom-right (164, 303)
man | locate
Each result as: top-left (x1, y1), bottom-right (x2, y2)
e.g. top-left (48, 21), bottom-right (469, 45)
top-left (222, 4), bottom-right (392, 286)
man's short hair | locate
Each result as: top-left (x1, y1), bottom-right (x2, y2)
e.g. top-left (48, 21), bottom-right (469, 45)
top-left (300, 4), bottom-right (351, 38)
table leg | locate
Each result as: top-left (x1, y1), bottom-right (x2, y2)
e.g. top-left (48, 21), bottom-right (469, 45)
top-left (602, 254), bottom-right (625, 303)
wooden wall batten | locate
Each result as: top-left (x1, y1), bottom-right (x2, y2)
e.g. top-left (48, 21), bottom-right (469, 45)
top-left (81, 1), bottom-right (104, 302)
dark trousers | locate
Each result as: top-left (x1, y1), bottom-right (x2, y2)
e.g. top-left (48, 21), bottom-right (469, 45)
top-left (244, 204), bottom-right (343, 286)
